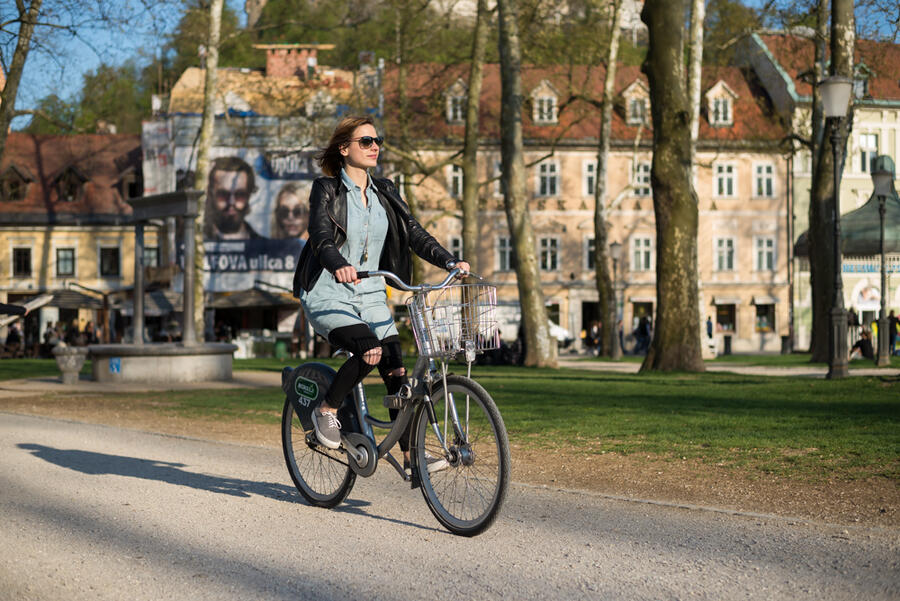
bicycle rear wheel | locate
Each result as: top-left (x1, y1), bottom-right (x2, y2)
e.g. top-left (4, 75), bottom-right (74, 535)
top-left (282, 398), bottom-right (355, 508)
top-left (413, 375), bottom-right (510, 536)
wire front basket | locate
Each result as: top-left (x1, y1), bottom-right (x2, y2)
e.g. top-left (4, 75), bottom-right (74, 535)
top-left (407, 283), bottom-right (501, 360)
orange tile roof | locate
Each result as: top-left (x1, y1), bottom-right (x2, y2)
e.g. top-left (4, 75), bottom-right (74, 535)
top-left (0, 133), bottom-right (140, 222)
top-left (380, 62), bottom-right (786, 145)
top-left (757, 33), bottom-right (900, 102)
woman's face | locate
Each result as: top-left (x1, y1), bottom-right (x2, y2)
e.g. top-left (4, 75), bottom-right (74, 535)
top-left (276, 192), bottom-right (309, 239)
top-left (340, 123), bottom-right (380, 170)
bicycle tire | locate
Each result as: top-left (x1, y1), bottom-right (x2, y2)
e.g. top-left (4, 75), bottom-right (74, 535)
top-left (413, 375), bottom-right (510, 536)
top-left (282, 397), bottom-right (356, 508)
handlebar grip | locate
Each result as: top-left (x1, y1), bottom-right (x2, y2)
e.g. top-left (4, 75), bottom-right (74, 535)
top-left (356, 270), bottom-right (370, 279)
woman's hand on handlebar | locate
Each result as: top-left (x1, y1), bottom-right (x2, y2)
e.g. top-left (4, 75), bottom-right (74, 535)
top-left (454, 261), bottom-right (471, 278)
top-left (335, 265), bottom-right (361, 285)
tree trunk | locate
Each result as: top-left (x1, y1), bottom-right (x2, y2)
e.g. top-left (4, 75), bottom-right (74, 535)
top-left (193, 0), bottom-right (224, 342)
top-left (461, 0), bottom-right (490, 275)
top-left (497, 0), bottom-right (556, 368)
top-left (593, 0), bottom-right (625, 360)
top-left (0, 0), bottom-right (43, 160)
top-left (687, 0), bottom-right (705, 165)
top-left (807, 0), bottom-right (854, 362)
top-left (639, 0), bottom-right (704, 372)
top-left (807, 0), bottom-right (830, 360)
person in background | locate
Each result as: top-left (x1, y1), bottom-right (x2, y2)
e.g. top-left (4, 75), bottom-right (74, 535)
top-left (888, 310), bottom-right (898, 357)
top-left (204, 156), bottom-right (261, 240)
top-left (849, 328), bottom-right (874, 361)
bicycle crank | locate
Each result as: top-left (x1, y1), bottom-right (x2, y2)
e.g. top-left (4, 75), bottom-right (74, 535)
top-left (341, 432), bottom-right (378, 477)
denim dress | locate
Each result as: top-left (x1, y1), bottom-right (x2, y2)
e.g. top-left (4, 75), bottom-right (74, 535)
top-left (300, 169), bottom-right (398, 341)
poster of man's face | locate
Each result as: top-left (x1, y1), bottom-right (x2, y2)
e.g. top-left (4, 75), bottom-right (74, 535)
top-left (205, 156), bottom-right (259, 240)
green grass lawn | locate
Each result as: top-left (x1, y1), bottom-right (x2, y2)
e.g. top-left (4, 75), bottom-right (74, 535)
top-left (578, 351), bottom-right (900, 368)
top-left (3, 358), bottom-right (896, 481)
top-left (0, 358), bottom-right (92, 381)
top-left (181, 361), bottom-right (900, 481)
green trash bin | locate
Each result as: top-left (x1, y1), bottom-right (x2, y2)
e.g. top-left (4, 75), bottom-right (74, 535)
top-left (274, 339), bottom-right (288, 360)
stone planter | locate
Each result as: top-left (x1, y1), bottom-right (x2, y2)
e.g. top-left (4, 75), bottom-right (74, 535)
top-left (52, 345), bottom-right (89, 385)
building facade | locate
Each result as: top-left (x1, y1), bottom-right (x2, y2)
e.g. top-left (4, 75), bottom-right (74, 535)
top-left (739, 33), bottom-right (900, 349)
top-left (0, 133), bottom-right (149, 346)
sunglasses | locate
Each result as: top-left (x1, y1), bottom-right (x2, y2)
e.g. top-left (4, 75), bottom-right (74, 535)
top-left (276, 206), bottom-right (308, 220)
top-left (351, 135), bottom-right (384, 149)
top-left (214, 189), bottom-right (250, 206)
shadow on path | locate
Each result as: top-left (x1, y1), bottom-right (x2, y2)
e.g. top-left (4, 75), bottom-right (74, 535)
top-left (17, 442), bottom-right (439, 532)
top-left (18, 443), bottom-right (301, 503)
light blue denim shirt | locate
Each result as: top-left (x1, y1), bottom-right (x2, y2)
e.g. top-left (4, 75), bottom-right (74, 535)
top-left (300, 169), bottom-right (396, 340)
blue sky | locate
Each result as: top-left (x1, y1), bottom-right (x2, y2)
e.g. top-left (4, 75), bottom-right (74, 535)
top-left (8, 0), bottom-right (245, 129)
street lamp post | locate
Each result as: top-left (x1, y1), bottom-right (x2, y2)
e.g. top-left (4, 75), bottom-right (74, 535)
top-left (820, 76), bottom-right (853, 379)
top-left (609, 241), bottom-right (623, 359)
top-left (871, 155), bottom-right (896, 367)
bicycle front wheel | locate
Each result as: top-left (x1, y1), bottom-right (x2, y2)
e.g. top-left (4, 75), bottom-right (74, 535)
top-left (413, 375), bottom-right (510, 536)
top-left (282, 398), bottom-right (355, 508)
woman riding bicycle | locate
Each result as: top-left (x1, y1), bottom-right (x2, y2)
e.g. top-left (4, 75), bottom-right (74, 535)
top-left (292, 115), bottom-right (469, 460)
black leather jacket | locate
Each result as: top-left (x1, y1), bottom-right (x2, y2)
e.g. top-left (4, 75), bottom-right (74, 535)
top-left (292, 175), bottom-right (456, 296)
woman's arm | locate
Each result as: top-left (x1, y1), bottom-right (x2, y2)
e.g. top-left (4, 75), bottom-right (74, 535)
top-left (306, 178), bottom-right (351, 275)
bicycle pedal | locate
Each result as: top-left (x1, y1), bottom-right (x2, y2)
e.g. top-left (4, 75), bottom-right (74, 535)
top-left (383, 383), bottom-right (412, 409)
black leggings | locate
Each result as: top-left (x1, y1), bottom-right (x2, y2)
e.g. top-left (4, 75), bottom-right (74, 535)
top-left (323, 324), bottom-right (410, 451)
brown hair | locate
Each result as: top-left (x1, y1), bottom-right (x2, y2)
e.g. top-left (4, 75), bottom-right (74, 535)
top-left (316, 115), bottom-right (375, 177)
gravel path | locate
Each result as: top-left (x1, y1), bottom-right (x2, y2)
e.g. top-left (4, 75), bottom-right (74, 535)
top-left (1, 413), bottom-right (897, 601)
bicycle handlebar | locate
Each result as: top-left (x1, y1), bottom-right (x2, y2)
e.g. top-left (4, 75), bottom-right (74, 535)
top-left (356, 268), bottom-right (471, 292)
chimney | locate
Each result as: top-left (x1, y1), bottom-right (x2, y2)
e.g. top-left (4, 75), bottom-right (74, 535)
top-left (253, 43), bottom-right (335, 79)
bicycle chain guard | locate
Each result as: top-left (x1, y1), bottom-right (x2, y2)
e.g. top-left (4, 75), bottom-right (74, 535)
top-left (342, 432), bottom-right (378, 477)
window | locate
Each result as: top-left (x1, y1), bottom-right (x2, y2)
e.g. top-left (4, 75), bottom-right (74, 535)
top-left (144, 246), bottom-right (159, 268)
top-left (1, 168), bottom-right (28, 202)
top-left (585, 237), bottom-right (595, 270)
top-left (537, 161), bottom-right (559, 197)
top-left (583, 161), bottom-right (596, 197)
top-left (627, 97), bottom-right (648, 125)
top-left (539, 237), bottom-right (559, 271)
top-left (755, 237), bottom-right (775, 272)
top-left (447, 95), bottom-right (466, 123)
top-left (56, 169), bottom-right (83, 202)
top-left (710, 97), bottom-right (732, 126)
top-left (853, 77), bottom-right (869, 99)
top-left (534, 96), bottom-right (557, 124)
top-left (497, 236), bottom-right (515, 271)
top-left (755, 304), bottom-right (775, 333)
top-left (754, 163), bottom-right (774, 198)
top-left (860, 133), bottom-right (878, 173)
top-left (449, 165), bottom-right (463, 198)
top-left (100, 247), bottom-right (120, 277)
top-left (632, 237), bottom-right (653, 271)
top-left (449, 236), bottom-right (463, 261)
top-left (12, 248), bottom-right (31, 277)
top-left (633, 162), bottom-right (651, 197)
top-left (715, 238), bottom-right (735, 272)
top-left (716, 304), bottom-right (736, 332)
top-left (714, 163), bottom-right (735, 198)
top-left (56, 248), bottom-right (75, 277)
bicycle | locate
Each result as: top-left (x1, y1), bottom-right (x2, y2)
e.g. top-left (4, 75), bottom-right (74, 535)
top-left (280, 268), bottom-right (510, 536)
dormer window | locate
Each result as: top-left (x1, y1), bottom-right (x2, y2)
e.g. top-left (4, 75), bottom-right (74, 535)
top-left (711, 97), bottom-right (732, 126)
top-left (853, 63), bottom-right (873, 99)
top-left (531, 80), bottom-right (559, 125)
top-left (628, 97), bottom-right (648, 125)
top-left (445, 78), bottom-right (468, 124)
top-left (705, 80), bottom-right (738, 128)
top-left (0, 166), bottom-right (31, 202)
top-left (622, 80), bottom-right (650, 126)
top-left (56, 167), bottom-right (87, 203)
top-left (448, 95), bottom-right (466, 123)
top-left (534, 96), bottom-right (557, 123)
